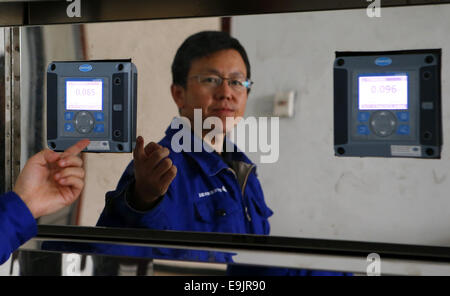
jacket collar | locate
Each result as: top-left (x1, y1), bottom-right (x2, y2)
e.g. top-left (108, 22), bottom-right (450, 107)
top-left (163, 117), bottom-right (254, 176)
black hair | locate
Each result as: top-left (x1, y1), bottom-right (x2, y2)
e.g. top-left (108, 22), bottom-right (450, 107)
top-left (171, 31), bottom-right (251, 88)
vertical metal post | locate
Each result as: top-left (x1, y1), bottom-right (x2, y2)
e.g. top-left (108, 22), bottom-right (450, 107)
top-left (0, 28), bottom-right (5, 193)
top-left (4, 28), bottom-right (12, 193)
top-left (2, 27), bottom-right (20, 193)
top-left (11, 27), bottom-right (21, 186)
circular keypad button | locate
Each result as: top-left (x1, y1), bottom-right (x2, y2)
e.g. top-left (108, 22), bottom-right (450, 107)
top-left (369, 111), bottom-right (397, 137)
top-left (74, 111), bottom-right (94, 134)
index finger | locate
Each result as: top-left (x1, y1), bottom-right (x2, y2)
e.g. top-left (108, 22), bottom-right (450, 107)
top-left (133, 136), bottom-right (146, 162)
top-left (144, 142), bottom-right (160, 157)
top-left (61, 139), bottom-right (90, 157)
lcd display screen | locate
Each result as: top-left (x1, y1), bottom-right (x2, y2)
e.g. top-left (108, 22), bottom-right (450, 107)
top-left (358, 74), bottom-right (408, 110)
top-left (66, 79), bottom-right (103, 110)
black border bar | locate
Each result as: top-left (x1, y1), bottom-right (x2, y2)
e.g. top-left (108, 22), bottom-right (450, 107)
top-left (2, 0), bottom-right (450, 27)
top-left (37, 225), bottom-right (450, 264)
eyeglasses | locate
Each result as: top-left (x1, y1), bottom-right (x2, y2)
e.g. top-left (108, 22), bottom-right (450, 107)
top-left (189, 75), bottom-right (253, 92)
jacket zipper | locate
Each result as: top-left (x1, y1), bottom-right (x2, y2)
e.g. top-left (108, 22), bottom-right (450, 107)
top-left (241, 165), bottom-right (255, 222)
top-left (226, 166), bottom-right (255, 222)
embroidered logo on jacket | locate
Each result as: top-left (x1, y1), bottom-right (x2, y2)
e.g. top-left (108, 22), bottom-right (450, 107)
top-left (198, 186), bottom-right (227, 198)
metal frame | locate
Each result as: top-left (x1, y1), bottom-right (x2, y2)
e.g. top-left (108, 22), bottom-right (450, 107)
top-left (34, 225), bottom-right (450, 262)
top-left (11, 28), bottom-right (20, 186)
top-left (0, 29), bottom-right (4, 193)
top-left (20, 225), bottom-right (450, 275)
top-left (1, 27), bottom-right (20, 192)
top-left (3, 28), bottom-right (11, 193)
top-left (1, 0), bottom-right (450, 27)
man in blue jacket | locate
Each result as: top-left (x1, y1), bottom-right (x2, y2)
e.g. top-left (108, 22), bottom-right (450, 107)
top-left (97, 31), bottom-right (271, 261)
top-left (0, 139), bottom-right (89, 265)
top-left (96, 31), bottom-right (349, 275)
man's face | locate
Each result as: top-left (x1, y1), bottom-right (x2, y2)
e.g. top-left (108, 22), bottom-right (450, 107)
top-left (172, 49), bottom-right (248, 134)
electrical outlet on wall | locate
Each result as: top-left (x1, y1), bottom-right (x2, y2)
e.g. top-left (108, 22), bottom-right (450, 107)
top-left (273, 90), bottom-right (295, 117)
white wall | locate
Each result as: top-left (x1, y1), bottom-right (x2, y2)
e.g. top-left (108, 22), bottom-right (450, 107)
top-left (232, 5), bottom-right (450, 246)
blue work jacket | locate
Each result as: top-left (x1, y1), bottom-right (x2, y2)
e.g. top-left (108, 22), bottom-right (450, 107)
top-left (96, 117), bottom-right (273, 262)
top-left (0, 191), bottom-right (37, 265)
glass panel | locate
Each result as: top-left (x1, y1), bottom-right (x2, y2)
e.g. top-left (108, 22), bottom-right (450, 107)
top-left (5, 5), bottom-right (450, 275)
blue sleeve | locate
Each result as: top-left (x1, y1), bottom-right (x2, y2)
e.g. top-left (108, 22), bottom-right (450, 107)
top-left (96, 161), bottom-right (169, 229)
top-left (0, 192), bottom-right (37, 265)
